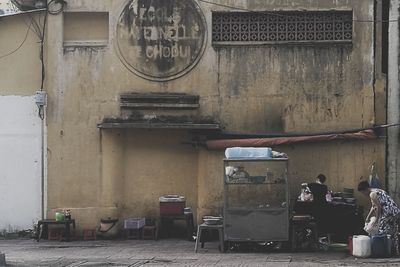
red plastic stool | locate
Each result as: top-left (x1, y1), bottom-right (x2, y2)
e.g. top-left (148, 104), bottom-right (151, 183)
top-left (82, 229), bottom-right (97, 241)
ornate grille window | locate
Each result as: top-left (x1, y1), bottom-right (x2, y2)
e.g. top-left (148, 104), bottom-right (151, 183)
top-left (212, 11), bottom-right (353, 45)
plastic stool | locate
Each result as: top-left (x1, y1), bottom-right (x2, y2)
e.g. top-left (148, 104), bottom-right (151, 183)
top-left (82, 229), bottom-right (97, 241)
top-left (142, 226), bottom-right (157, 240)
top-left (126, 229), bottom-right (142, 239)
top-left (291, 215), bottom-right (318, 251)
top-left (48, 228), bottom-right (62, 241)
top-left (195, 223), bottom-right (224, 253)
top-left (60, 228), bottom-right (76, 241)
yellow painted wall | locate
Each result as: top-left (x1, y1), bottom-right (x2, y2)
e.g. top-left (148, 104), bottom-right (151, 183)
top-left (63, 12), bottom-right (109, 42)
top-left (2, 0), bottom-right (385, 231)
top-left (0, 12), bottom-right (42, 95)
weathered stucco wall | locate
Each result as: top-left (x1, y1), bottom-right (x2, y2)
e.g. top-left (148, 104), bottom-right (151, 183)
top-left (0, 13), bottom-right (46, 232)
top-left (41, 0), bottom-right (384, 229)
top-left (0, 13), bottom-right (42, 95)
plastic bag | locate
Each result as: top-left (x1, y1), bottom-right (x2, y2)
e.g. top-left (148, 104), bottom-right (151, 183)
top-left (364, 216), bottom-right (379, 235)
top-left (368, 163), bottom-right (382, 189)
top-left (299, 183), bottom-right (314, 202)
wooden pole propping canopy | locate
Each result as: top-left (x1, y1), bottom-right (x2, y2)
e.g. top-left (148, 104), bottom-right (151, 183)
top-left (205, 124), bottom-right (394, 150)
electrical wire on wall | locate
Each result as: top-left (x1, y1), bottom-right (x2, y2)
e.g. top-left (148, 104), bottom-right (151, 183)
top-left (35, 10), bottom-right (48, 120)
top-left (0, 0), bottom-right (66, 91)
top-left (13, 0), bottom-right (66, 221)
top-left (0, 19), bottom-right (33, 60)
top-left (0, 2), bottom-right (64, 118)
top-left (37, 0), bottom-right (65, 221)
top-left (27, 0), bottom-right (66, 119)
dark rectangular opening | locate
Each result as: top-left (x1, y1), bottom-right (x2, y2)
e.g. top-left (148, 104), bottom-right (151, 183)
top-left (382, 0), bottom-right (389, 74)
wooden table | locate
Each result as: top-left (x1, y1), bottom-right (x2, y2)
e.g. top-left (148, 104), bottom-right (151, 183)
top-left (294, 201), bottom-right (362, 240)
top-left (36, 219), bottom-right (76, 242)
top-left (160, 213), bottom-right (194, 241)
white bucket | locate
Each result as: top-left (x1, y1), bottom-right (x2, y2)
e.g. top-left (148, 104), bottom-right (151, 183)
top-left (352, 235), bottom-right (371, 258)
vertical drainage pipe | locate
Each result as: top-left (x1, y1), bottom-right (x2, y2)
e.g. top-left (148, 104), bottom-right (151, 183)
top-left (387, 0), bottom-right (400, 202)
top-left (40, 110), bottom-right (45, 220)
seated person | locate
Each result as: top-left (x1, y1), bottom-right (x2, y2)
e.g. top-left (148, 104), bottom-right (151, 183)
top-left (307, 174), bottom-right (329, 234)
top-left (308, 174), bottom-right (328, 205)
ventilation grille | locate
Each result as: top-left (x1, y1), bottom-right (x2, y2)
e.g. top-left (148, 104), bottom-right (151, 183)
top-left (212, 11), bottom-right (353, 45)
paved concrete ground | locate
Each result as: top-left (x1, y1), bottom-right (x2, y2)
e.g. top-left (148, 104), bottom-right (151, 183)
top-left (1, 239), bottom-right (400, 267)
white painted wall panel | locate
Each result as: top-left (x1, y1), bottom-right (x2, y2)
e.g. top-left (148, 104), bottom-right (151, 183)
top-left (0, 95), bottom-right (42, 231)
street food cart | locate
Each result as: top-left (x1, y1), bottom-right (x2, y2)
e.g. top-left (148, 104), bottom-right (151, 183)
top-left (223, 157), bottom-right (289, 244)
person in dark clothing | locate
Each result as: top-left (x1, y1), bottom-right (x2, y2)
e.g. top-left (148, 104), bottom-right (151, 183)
top-left (308, 174), bottom-right (328, 205)
top-left (308, 174), bottom-right (329, 235)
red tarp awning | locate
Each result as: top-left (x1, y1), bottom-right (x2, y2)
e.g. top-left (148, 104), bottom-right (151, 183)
top-left (206, 129), bottom-right (379, 150)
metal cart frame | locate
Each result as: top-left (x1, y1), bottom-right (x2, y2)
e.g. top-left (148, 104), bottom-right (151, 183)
top-left (223, 158), bottom-right (289, 243)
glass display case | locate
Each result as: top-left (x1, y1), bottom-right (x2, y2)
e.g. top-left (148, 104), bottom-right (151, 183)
top-left (223, 158), bottom-right (289, 242)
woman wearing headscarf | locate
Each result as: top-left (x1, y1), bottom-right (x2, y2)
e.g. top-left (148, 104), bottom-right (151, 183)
top-left (358, 181), bottom-right (400, 254)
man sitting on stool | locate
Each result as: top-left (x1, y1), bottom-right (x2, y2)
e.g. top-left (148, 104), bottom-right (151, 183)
top-left (308, 174), bottom-right (328, 205)
top-left (307, 174), bottom-right (329, 235)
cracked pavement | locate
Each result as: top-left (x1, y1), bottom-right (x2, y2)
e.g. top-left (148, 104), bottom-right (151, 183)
top-left (0, 239), bottom-right (400, 266)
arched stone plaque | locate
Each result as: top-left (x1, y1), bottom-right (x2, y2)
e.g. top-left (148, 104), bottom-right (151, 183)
top-left (116, 0), bottom-right (207, 81)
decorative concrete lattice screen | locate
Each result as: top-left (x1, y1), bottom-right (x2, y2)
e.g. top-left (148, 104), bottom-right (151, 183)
top-left (212, 11), bottom-right (353, 45)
